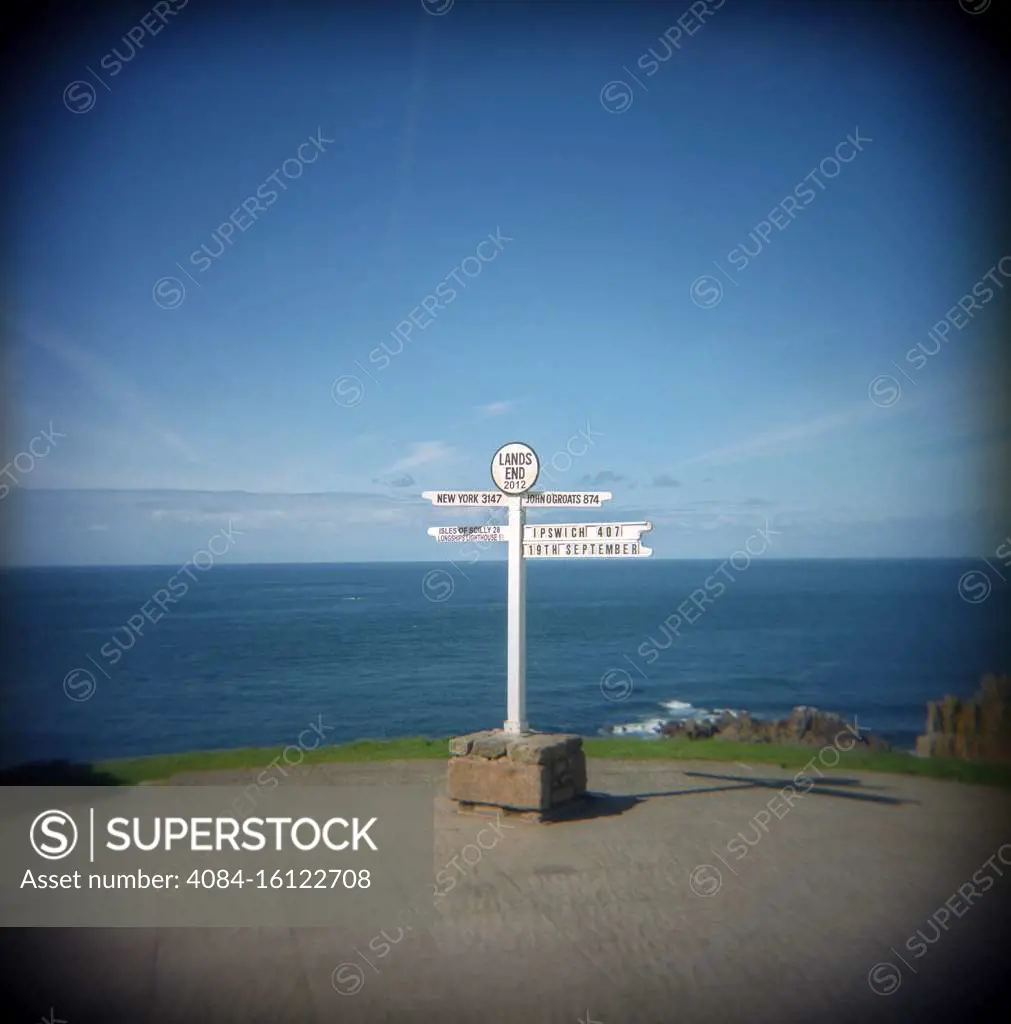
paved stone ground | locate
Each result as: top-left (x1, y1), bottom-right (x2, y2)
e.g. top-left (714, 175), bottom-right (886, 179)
top-left (6, 758), bottom-right (1011, 1023)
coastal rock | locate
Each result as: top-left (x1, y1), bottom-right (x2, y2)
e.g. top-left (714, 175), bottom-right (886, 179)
top-left (915, 673), bottom-right (1011, 763)
top-left (717, 707), bottom-right (886, 750)
top-left (714, 712), bottom-right (776, 744)
top-left (662, 718), bottom-right (718, 740)
top-left (660, 706), bottom-right (889, 751)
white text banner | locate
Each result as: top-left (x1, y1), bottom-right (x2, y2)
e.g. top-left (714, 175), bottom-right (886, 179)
top-left (523, 521), bottom-right (651, 542)
top-left (522, 541), bottom-right (652, 558)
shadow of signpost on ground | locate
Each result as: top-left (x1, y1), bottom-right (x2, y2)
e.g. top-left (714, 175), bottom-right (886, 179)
top-left (541, 770), bottom-right (912, 822)
top-left (680, 770), bottom-right (913, 805)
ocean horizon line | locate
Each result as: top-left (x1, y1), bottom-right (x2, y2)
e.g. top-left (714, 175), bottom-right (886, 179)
top-left (1, 556), bottom-right (986, 570)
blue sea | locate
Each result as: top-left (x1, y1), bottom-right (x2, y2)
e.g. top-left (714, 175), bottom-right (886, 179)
top-left (2, 560), bottom-right (1008, 766)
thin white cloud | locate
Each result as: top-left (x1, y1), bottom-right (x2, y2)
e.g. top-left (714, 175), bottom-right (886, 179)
top-left (678, 402), bottom-right (894, 469)
top-left (476, 400), bottom-right (514, 418)
top-left (367, 507), bottom-right (411, 525)
top-left (150, 508), bottom-right (286, 527)
top-left (13, 316), bottom-right (206, 465)
top-left (388, 441), bottom-right (454, 472)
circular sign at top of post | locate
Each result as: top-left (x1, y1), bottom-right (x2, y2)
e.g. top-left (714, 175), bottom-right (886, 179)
top-left (490, 441), bottom-right (540, 495)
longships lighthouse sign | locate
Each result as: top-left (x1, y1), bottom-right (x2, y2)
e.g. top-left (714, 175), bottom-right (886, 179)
top-left (424, 442), bottom-right (652, 735)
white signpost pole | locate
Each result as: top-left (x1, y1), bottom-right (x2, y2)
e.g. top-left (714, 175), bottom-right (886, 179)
top-left (504, 494), bottom-right (527, 735)
top-left (490, 441), bottom-right (541, 736)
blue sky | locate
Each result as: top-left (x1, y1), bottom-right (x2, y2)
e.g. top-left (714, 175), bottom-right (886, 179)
top-left (4, 0), bottom-right (1008, 564)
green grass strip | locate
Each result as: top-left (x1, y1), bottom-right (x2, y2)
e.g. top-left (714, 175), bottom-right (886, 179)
top-left (78, 735), bottom-right (1011, 788)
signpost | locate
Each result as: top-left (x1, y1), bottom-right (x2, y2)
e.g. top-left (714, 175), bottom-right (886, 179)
top-left (426, 443), bottom-right (653, 735)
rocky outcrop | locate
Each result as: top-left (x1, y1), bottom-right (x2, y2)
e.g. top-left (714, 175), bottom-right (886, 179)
top-left (661, 706), bottom-right (890, 751)
top-left (915, 674), bottom-right (1011, 763)
top-left (661, 717), bottom-right (720, 740)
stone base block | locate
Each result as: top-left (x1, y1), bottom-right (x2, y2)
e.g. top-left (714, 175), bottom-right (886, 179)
top-left (450, 796), bottom-right (597, 824)
top-left (447, 730), bottom-right (586, 813)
